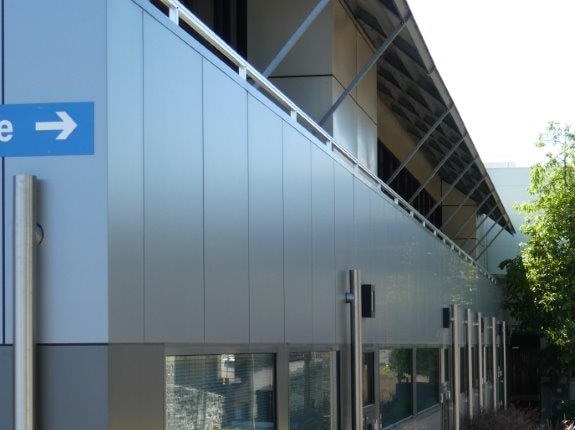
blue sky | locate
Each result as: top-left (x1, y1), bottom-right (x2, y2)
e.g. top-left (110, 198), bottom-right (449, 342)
top-left (407, 0), bottom-right (575, 165)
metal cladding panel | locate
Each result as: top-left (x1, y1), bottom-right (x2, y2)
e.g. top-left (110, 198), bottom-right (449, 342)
top-left (203, 60), bottom-right (249, 343)
top-left (37, 345), bottom-right (108, 430)
top-left (108, 0), bottom-right (144, 343)
top-left (109, 344), bottom-right (164, 430)
top-left (4, 0), bottom-right (108, 343)
top-left (311, 145), bottom-right (336, 344)
top-left (143, 15), bottom-right (204, 343)
top-left (0, 346), bottom-right (13, 430)
top-left (362, 189), bottom-right (381, 344)
top-left (248, 96), bottom-right (284, 343)
top-left (283, 124), bottom-right (313, 343)
top-left (334, 163), bottom-right (354, 344)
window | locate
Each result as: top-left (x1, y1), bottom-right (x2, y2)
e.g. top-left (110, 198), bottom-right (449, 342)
top-left (415, 349), bottom-right (439, 411)
top-left (363, 352), bottom-right (375, 406)
top-left (460, 347), bottom-right (467, 394)
top-left (471, 346), bottom-right (479, 389)
top-left (288, 352), bottom-right (335, 430)
top-left (379, 349), bottom-right (413, 427)
top-left (165, 354), bottom-right (275, 430)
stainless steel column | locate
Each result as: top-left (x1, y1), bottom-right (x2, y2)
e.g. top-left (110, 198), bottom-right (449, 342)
top-left (466, 309), bottom-right (473, 418)
top-left (477, 312), bottom-right (484, 411)
top-left (491, 317), bottom-right (497, 410)
top-left (346, 269), bottom-right (362, 430)
top-left (14, 175), bottom-right (37, 430)
top-left (502, 321), bottom-right (507, 409)
top-left (452, 304), bottom-right (460, 430)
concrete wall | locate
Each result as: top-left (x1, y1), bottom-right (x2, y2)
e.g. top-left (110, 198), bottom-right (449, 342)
top-left (479, 166), bottom-right (530, 273)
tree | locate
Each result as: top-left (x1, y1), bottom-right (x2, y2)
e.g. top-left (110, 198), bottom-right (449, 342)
top-left (501, 122), bottom-right (575, 380)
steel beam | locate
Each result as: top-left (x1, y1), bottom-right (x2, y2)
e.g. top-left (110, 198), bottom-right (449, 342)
top-left (387, 107), bottom-right (453, 185)
top-left (346, 269), bottom-right (362, 430)
top-left (262, 0), bottom-right (331, 77)
top-left (454, 203), bottom-right (496, 243)
top-left (469, 215), bottom-right (504, 256)
top-left (467, 309), bottom-right (474, 419)
top-left (502, 321), bottom-right (508, 409)
top-left (441, 178), bottom-right (486, 230)
top-left (319, 15), bottom-right (412, 126)
top-left (475, 224), bottom-right (506, 260)
top-left (452, 304), bottom-right (461, 430)
top-left (14, 175), bottom-right (37, 430)
top-left (425, 155), bottom-right (478, 219)
top-left (491, 317), bottom-right (497, 410)
top-left (408, 135), bottom-right (465, 204)
top-left (477, 312), bottom-right (484, 411)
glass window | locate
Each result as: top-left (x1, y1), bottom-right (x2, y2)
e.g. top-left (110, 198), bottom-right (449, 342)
top-left (485, 345), bottom-right (493, 383)
top-left (379, 349), bottom-right (413, 427)
top-left (460, 347), bottom-right (467, 393)
top-left (165, 354), bottom-right (275, 430)
top-left (363, 352), bottom-right (375, 406)
top-left (288, 352), bottom-right (335, 430)
top-left (415, 349), bottom-right (439, 411)
top-left (471, 346), bottom-right (479, 389)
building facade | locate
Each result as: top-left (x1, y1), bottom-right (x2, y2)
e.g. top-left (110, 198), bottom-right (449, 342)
top-left (0, 1), bottom-right (514, 429)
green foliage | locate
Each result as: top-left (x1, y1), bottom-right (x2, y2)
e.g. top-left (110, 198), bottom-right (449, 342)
top-left (502, 122), bottom-right (575, 377)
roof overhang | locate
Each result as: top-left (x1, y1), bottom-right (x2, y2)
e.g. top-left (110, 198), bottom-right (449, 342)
top-left (342, 0), bottom-right (515, 234)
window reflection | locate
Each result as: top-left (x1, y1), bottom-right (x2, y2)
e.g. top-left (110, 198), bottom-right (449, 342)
top-left (289, 352), bottom-right (334, 430)
top-left (415, 349), bottom-right (439, 411)
top-left (379, 349), bottom-right (412, 427)
top-left (165, 354), bottom-right (275, 430)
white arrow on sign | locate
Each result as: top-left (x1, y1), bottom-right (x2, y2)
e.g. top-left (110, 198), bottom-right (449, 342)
top-left (35, 111), bottom-right (77, 141)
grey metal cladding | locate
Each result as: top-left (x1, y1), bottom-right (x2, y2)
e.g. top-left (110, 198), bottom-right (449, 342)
top-left (334, 163), bottom-right (354, 344)
top-left (109, 344), bottom-right (164, 430)
top-left (248, 96), bottom-right (285, 343)
top-left (37, 345), bottom-right (108, 430)
top-left (0, 347), bottom-right (14, 430)
top-left (311, 145), bottom-right (336, 344)
top-left (143, 14), bottom-right (204, 343)
top-left (108, 0), bottom-right (145, 343)
top-left (283, 123), bottom-right (313, 343)
top-left (203, 60), bottom-right (250, 343)
top-left (4, 0), bottom-right (108, 343)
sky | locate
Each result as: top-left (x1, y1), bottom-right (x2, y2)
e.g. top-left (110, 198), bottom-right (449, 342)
top-left (406, 0), bottom-right (575, 166)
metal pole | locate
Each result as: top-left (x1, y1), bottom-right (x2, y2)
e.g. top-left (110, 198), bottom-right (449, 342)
top-left (262, 0), bottom-right (331, 77)
top-left (468, 215), bottom-right (504, 256)
top-left (477, 312), bottom-right (484, 411)
top-left (452, 304), bottom-right (460, 430)
top-left (408, 135), bottom-right (465, 204)
top-left (467, 309), bottom-right (474, 419)
top-left (450, 194), bottom-right (491, 238)
top-left (441, 178), bottom-right (486, 230)
top-left (14, 174), bottom-right (36, 430)
top-left (502, 321), bottom-right (507, 409)
top-left (387, 107), bottom-right (453, 185)
top-left (475, 224), bottom-right (506, 260)
top-left (455, 205), bottom-right (496, 245)
top-left (319, 15), bottom-right (412, 126)
top-left (491, 317), bottom-right (497, 410)
top-left (425, 155), bottom-right (478, 219)
top-left (346, 269), bottom-right (362, 430)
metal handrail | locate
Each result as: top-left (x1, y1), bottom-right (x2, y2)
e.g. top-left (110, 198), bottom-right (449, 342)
top-left (150, 0), bottom-right (497, 284)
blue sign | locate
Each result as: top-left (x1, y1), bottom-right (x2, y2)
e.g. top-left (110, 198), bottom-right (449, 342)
top-left (0, 102), bottom-right (94, 157)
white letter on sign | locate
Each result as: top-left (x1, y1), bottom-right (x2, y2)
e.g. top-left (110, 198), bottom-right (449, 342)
top-left (0, 120), bottom-right (13, 143)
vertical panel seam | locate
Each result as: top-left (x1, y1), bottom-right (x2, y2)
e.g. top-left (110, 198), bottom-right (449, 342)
top-left (310, 143), bottom-right (314, 343)
top-left (141, 10), bottom-right (147, 344)
top-left (246, 93), bottom-right (251, 343)
top-left (282, 122), bottom-right (286, 344)
top-left (201, 58), bottom-right (206, 343)
top-left (1, 0), bottom-right (5, 345)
